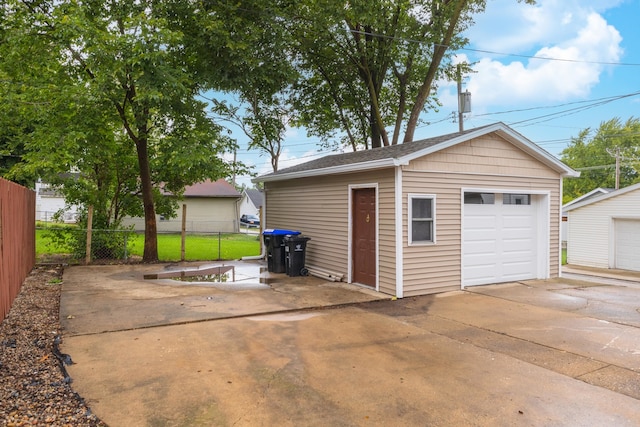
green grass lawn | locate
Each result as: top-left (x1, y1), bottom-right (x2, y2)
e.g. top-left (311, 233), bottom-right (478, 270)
top-left (36, 229), bottom-right (261, 261)
top-left (127, 232), bottom-right (261, 261)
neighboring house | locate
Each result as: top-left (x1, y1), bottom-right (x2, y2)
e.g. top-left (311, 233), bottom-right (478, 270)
top-left (238, 188), bottom-right (263, 217)
top-left (561, 188), bottom-right (613, 244)
top-left (254, 122), bottom-right (578, 298)
top-left (564, 182), bottom-right (640, 272)
top-left (35, 178), bottom-right (79, 223)
top-left (122, 179), bottom-right (241, 233)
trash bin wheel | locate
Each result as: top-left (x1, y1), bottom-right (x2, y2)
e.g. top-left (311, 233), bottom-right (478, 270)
top-left (300, 267), bottom-right (309, 276)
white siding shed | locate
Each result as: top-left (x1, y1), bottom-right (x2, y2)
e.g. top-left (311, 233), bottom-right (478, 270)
top-left (565, 182), bottom-right (640, 271)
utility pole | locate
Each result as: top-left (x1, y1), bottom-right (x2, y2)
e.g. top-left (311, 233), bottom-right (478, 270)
top-left (456, 64), bottom-right (471, 132)
top-left (457, 65), bottom-right (463, 132)
top-left (606, 147), bottom-right (621, 190)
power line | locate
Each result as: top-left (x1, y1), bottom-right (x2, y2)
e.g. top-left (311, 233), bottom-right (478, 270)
top-left (348, 29), bottom-right (640, 67)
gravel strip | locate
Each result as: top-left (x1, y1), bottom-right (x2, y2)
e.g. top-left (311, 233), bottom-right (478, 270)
top-left (1, 265), bottom-right (106, 427)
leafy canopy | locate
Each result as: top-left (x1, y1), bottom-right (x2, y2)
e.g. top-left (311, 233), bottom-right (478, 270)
top-left (561, 117), bottom-right (640, 204)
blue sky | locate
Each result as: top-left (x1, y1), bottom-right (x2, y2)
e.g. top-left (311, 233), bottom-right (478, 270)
top-left (231, 0), bottom-right (640, 188)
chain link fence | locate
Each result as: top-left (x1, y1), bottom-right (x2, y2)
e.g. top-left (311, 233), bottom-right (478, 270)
top-left (37, 222), bottom-right (262, 264)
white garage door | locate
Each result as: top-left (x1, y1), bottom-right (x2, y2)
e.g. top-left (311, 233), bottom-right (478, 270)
top-left (463, 192), bottom-right (537, 287)
top-left (615, 219), bottom-right (640, 271)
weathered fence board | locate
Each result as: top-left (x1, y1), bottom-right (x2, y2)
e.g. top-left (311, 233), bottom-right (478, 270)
top-left (0, 178), bottom-right (36, 321)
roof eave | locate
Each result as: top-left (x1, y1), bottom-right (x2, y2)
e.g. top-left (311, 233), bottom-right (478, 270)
top-left (254, 158), bottom-right (404, 183)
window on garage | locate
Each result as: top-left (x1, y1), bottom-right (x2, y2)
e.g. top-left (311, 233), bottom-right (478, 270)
top-left (464, 192), bottom-right (494, 204)
top-left (408, 194), bottom-right (435, 245)
top-left (503, 193), bottom-right (531, 205)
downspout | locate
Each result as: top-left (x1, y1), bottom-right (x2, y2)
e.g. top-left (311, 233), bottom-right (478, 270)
top-left (395, 165), bottom-right (404, 298)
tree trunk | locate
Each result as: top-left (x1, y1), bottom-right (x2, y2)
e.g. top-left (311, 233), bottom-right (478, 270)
top-left (135, 137), bottom-right (158, 262)
top-left (403, 0), bottom-right (467, 143)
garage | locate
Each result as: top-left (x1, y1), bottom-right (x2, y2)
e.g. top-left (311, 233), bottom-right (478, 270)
top-left (614, 219), bottom-right (640, 271)
top-left (565, 182), bottom-right (640, 271)
top-left (462, 191), bottom-right (541, 287)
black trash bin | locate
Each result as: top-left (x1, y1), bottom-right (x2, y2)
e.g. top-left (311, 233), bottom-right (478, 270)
top-left (263, 229), bottom-right (301, 273)
top-left (284, 235), bottom-right (311, 277)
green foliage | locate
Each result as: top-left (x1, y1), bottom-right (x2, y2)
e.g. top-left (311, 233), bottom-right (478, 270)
top-left (561, 117), bottom-right (640, 203)
top-left (284, 0), bottom-right (513, 148)
top-left (1, 1), bottom-right (249, 261)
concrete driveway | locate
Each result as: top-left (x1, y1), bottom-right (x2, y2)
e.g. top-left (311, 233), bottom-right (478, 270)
top-left (60, 262), bottom-right (640, 426)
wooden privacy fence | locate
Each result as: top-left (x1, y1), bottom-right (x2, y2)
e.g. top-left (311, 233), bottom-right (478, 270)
top-left (0, 178), bottom-right (36, 321)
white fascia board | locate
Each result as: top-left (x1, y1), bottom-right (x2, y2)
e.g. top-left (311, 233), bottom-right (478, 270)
top-left (562, 188), bottom-right (611, 210)
top-left (564, 182), bottom-right (640, 212)
top-left (494, 126), bottom-right (580, 177)
top-left (254, 158), bottom-right (407, 183)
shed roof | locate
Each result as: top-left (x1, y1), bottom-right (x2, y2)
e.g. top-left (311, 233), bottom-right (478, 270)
top-left (183, 179), bottom-right (241, 198)
top-left (564, 182), bottom-right (640, 212)
top-left (254, 122), bottom-right (578, 183)
top-left (562, 187), bottom-right (613, 214)
top-left (244, 188), bottom-right (264, 207)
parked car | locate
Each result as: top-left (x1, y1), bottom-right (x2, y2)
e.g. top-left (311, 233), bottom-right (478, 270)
top-left (240, 214), bottom-right (260, 228)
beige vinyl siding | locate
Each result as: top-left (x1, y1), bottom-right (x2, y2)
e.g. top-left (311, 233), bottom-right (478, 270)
top-left (264, 170), bottom-right (397, 295)
top-left (567, 189), bottom-right (640, 268)
top-left (408, 135), bottom-right (559, 179)
top-left (402, 138), bottom-right (561, 297)
top-left (122, 198), bottom-right (238, 233)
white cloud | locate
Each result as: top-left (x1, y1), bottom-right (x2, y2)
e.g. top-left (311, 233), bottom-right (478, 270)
top-left (469, 0), bottom-right (624, 53)
top-left (442, 6), bottom-right (623, 112)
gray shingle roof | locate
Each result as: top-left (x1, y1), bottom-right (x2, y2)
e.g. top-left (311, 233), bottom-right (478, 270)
top-left (245, 188), bottom-right (263, 208)
top-left (260, 125), bottom-right (491, 179)
top-left (254, 122), bottom-right (578, 183)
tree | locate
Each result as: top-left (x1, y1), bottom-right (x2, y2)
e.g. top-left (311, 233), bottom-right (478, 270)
top-left (1, 1), bottom-right (241, 261)
top-left (561, 117), bottom-right (640, 204)
top-left (285, 0), bottom-right (533, 149)
top-left (211, 93), bottom-right (292, 173)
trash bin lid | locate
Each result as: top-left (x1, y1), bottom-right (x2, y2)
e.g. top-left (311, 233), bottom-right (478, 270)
top-left (262, 228), bottom-right (301, 236)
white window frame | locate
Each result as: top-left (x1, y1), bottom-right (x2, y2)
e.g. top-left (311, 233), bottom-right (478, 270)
top-left (408, 193), bottom-right (436, 246)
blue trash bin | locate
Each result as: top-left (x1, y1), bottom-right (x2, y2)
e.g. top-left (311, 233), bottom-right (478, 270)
top-left (263, 229), bottom-right (301, 273)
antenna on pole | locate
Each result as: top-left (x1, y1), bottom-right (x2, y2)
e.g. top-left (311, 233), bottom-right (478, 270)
top-left (457, 64), bottom-right (471, 132)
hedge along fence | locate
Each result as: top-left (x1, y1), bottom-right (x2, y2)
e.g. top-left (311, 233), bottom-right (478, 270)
top-left (0, 178), bottom-right (36, 321)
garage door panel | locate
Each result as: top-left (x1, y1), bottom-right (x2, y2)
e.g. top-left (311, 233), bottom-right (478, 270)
top-left (615, 220), bottom-right (640, 271)
top-left (463, 194), bottom-right (539, 287)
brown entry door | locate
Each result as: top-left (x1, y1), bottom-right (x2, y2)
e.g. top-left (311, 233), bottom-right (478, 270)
top-left (352, 188), bottom-right (376, 287)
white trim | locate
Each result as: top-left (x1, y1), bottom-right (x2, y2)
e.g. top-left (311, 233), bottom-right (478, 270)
top-left (348, 183), bottom-right (380, 291)
top-left (608, 216), bottom-right (615, 269)
top-left (562, 188), bottom-right (612, 211)
top-left (565, 182), bottom-right (640, 211)
top-left (395, 167), bottom-right (404, 298)
top-left (258, 159), bottom-right (408, 183)
top-left (407, 193), bottom-right (437, 246)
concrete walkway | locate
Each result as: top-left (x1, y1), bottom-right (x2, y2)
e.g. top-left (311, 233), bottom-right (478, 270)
top-left (60, 262), bottom-right (640, 426)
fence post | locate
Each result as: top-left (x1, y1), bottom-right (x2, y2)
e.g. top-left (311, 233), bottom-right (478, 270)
top-left (85, 205), bottom-right (93, 265)
top-left (217, 231), bottom-right (222, 261)
top-left (181, 203), bottom-right (186, 261)
top-left (123, 233), bottom-right (128, 260)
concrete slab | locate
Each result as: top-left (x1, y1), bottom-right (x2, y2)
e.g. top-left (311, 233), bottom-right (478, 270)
top-left (60, 261), bottom-right (386, 335)
top-left (59, 264), bottom-right (640, 426)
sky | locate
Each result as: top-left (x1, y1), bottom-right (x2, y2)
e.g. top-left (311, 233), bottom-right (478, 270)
top-left (230, 0), bottom-right (640, 188)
